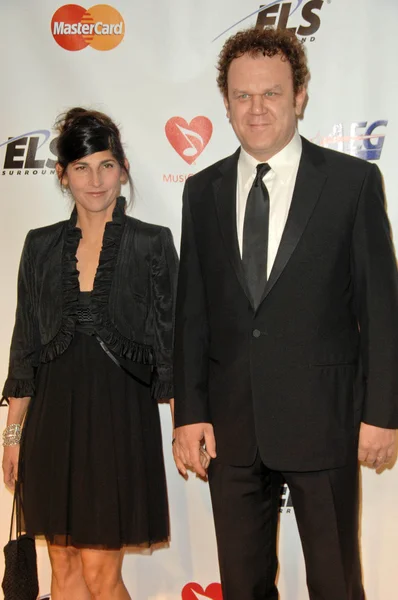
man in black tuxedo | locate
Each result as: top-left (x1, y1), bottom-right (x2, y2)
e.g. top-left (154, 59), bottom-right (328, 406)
top-left (173, 27), bottom-right (398, 600)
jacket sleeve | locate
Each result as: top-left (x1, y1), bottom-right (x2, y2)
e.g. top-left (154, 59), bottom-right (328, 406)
top-left (2, 231), bottom-right (38, 400)
top-left (150, 227), bottom-right (179, 400)
top-left (351, 162), bottom-right (398, 428)
top-left (173, 181), bottom-right (211, 427)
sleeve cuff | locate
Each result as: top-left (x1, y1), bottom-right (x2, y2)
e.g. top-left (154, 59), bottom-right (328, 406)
top-left (151, 376), bottom-right (174, 401)
top-left (2, 378), bottom-right (35, 399)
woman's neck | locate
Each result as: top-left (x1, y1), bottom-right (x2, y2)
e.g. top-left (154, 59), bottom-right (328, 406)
top-left (76, 202), bottom-right (115, 243)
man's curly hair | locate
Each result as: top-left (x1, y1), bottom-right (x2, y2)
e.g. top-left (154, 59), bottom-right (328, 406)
top-left (217, 27), bottom-right (309, 97)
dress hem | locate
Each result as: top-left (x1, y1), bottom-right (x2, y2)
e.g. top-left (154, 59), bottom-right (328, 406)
top-left (32, 531), bottom-right (170, 551)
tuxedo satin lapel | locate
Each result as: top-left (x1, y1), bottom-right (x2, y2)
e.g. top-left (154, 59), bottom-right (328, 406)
top-left (212, 149), bottom-right (254, 306)
top-left (259, 140), bottom-right (328, 305)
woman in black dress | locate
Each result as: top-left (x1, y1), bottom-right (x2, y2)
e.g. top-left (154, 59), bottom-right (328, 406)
top-left (2, 108), bottom-right (178, 599)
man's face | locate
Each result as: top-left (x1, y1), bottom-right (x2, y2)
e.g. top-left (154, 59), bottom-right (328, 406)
top-left (224, 52), bottom-right (306, 161)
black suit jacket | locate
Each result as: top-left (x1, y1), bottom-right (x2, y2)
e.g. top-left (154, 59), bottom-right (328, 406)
top-left (174, 137), bottom-right (398, 471)
top-left (3, 197), bottom-right (178, 402)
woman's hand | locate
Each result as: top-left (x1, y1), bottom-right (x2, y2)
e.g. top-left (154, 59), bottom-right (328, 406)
top-left (2, 396), bottom-right (31, 490)
top-left (2, 444), bottom-right (20, 490)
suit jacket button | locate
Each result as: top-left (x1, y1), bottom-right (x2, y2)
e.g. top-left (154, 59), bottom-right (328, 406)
top-left (252, 329), bottom-right (261, 338)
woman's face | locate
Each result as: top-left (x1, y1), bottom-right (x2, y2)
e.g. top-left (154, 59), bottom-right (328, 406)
top-left (59, 150), bottom-right (128, 214)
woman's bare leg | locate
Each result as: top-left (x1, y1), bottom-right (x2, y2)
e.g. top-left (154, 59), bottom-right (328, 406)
top-left (48, 543), bottom-right (91, 600)
top-left (81, 547), bottom-right (130, 599)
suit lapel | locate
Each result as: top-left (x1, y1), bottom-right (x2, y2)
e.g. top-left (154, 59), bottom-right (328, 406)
top-left (259, 138), bottom-right (328, 306)
top-left (212, 148), bottom-right (254, 307)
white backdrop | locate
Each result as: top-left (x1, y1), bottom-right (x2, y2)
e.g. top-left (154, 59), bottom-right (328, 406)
top-left (1, 1), bottom-right (397, 598)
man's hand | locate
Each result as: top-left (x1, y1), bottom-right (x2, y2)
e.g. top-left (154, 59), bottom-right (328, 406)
top-left (173, 423), bottom-right (217, 479)
top-left (358, 422), bottom-right (397, 469)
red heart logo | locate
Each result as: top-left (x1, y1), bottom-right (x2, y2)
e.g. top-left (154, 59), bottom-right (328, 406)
top-left (181, 582), bottom-right (223, 600)
top-left (165, 116), bottom-right (213, 165)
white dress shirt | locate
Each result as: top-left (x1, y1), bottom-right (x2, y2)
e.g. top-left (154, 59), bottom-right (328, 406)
top-left (237, 130), bottom-right (302, 278)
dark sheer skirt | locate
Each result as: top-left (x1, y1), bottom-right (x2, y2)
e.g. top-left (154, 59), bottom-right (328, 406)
top-left (19, 330), bottom-right (169, 549)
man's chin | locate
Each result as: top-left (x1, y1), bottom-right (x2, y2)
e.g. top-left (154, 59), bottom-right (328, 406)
top-left (243, 142), bottom-right (273, 159)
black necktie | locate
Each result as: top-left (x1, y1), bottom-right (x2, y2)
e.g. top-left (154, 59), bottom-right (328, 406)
top-left (242, 163), bottom-right (271, 308)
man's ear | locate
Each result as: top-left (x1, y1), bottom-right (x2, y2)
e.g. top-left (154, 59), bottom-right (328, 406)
top-left (294, 86), bottom-right (307, 119)
top-left (223, 95), bottom-right (231, 120)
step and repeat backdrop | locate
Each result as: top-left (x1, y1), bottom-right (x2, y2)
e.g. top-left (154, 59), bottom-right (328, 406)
top-left (1, 1), bottom-right (397, 598)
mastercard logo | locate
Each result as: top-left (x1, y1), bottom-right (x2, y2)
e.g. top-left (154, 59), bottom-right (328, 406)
top-left (51, 4), bottom-right (125, 51)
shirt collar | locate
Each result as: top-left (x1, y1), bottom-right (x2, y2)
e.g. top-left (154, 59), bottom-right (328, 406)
top-left (238, 130), bottom-right (302, 185)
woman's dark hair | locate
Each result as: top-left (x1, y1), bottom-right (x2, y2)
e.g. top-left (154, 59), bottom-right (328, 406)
top-left (55, 107), bottom-right (133, 193)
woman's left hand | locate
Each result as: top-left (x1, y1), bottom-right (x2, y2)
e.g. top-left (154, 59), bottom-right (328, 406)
top-left (2, 444), bottom-right (20, 490)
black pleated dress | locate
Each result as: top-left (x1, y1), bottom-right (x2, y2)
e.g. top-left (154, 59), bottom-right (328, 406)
top-left (19, 291), bottom-right (169, 549)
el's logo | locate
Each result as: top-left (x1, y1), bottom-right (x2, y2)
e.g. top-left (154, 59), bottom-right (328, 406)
top-left (214, 0), bottom-right (326, 43)
top-left (1, 131), bottom-right (57, 176)
top-left (280, 483), bottom-right (294, 513)
top-left (51, 4), bottom-right (125, 51)
top-left (256, 0), bottom-right (324, 37)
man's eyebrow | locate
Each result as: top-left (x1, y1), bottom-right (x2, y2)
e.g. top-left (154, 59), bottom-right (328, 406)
top-left (231, 84), bottom-right (283, 95)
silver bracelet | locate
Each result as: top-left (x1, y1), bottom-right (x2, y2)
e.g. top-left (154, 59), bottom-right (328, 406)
top-left (2, 424), bottom-right (22, 447)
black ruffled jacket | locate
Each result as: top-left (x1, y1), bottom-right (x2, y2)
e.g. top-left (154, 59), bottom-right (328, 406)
top-left (2, 197), bottom-right (178, 401)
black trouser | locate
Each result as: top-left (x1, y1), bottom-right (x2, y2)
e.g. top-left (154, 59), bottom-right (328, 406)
top-left (208, 451), bottom-right (365, 600)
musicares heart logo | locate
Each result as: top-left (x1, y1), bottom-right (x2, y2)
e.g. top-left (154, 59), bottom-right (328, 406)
top-left (165, 116), bottom-right (213, 165)
top-left (181, 582), bottom-right (223, 600)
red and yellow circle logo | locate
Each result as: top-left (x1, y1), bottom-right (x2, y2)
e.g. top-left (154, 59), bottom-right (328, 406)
top-left (51, 4), bottom-right (125, 51)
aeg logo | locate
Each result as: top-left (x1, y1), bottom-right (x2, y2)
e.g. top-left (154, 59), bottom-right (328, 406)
top-left (51, 4), bottom-right (125, 51)
top-left (1, 131), bottom-right (57, 176)
top-left (314, 120), bottom-right (388, 161)
top-left (256, 1), bottom-right (325, 40)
